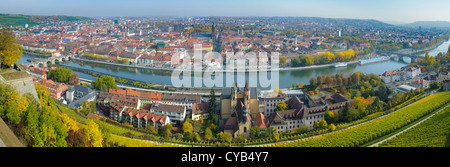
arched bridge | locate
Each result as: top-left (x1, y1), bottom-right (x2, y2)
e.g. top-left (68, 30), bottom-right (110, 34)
top-left (376, 49), bottom-right (425, 63)
top-left (23, 55), bottom-right (75, 67)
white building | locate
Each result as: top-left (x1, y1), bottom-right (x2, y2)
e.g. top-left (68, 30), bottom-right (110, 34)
top-left (259, 92), bottom-right (289, 117)
top-left (66, 85), bottom-right (96, 108)
top-left (406, 67), bottom-right (421, 79)
top-left (381, 70), bottom-right (406, 83)
top-left (283, 89), bottom-right (305, 99)
top-left (267, 94), bottom-right (352, 132)
top-left (150, 103), bottom-right (186, 125)
top-left (395, 84), bottom-right (417, 93)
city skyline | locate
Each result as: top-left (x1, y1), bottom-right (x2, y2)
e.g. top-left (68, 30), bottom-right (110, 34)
top-left (1, 0), bottom-right (450, 24)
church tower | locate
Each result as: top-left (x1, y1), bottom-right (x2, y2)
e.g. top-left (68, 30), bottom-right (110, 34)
top-left (244, 81), bottom-right (250, 106)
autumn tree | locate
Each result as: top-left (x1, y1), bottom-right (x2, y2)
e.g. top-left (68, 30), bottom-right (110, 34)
top-left (328, 123), bottom-right (336, 132)
top-left (217, 131), bottom-right (232, 143)
top-left (324, 110), bottom-right (336, 124)
top-left (276, 101), bottom-right (288, 111)
top-left (68, 72), bottom-right (80, 85)
top-left (182, 120), bottom-right (193, 140)
top-left (0, 84), bottom-right (29, 124)
top-left (84, 120), bottom-right (104, 147)
top-left (319, 120), bottom-right (328, 128)
top-left (355, 96), bottom-right (374, 112)
top-left (0, 29), bottom-right (23, 68)
top-left (204, 128), bottom-right (213, 141)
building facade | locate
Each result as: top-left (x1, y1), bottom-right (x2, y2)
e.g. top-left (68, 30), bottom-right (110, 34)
top-left (221, 82), bottom-right (259, 138)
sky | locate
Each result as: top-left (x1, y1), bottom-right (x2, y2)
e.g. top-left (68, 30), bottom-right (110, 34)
top-left (1, 0), bottom-right (450, 23)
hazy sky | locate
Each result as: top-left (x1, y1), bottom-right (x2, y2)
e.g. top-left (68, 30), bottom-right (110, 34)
top-left (1, 0), bottom-right (449, 23)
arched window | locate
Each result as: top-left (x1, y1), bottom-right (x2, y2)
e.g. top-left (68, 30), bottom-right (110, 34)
top-left (244, 127), bottom-right (247, 133)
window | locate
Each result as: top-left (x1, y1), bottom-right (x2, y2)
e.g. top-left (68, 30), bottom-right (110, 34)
top-left (244, 127), bottom-right (247, 133)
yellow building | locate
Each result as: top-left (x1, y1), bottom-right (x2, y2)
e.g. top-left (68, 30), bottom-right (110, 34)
top-left (221, 82), bottom-right (259, 138)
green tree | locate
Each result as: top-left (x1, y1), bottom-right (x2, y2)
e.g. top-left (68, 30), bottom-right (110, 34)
top-left (47, 67), bottom-right (73, 83)
top-left (92, 75), bottom-right (118, 91)
top-left (208, 88), bottom-right (217, 125)
top-left (279, 57), bottom-right (287, 66)
top-left (159, 123), bottom-right (172, 140)
top-left (319, 120), bottom-right (328, 128)
top-left (0, 29), bottom-right (23, 68)
top-left (313, 121), bottom-right (320, 129)
top-left (377, 83), bottom-right (389, 102)
top-left (309, 77), bottom-right (317, 90)
top-left (250, 126), bottom-right (261, 139)
top-left (324, 110), bottom-right (335, 124)
top-left (341, 102), bottom-right (359, 122)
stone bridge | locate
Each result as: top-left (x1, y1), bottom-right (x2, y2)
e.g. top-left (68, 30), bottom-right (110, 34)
top-left (23, 55), bottom-right (75, 67)
top-left (376, 50), bottom-right (424, 63)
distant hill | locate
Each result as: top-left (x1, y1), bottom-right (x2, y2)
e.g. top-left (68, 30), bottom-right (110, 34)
top-left (402, 21), bottom-right (450, 28)
top-left (0, 14), bottom-right (90, 26)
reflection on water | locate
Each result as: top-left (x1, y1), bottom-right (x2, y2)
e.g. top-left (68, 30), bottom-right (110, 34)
top-left (19, 39), bottom-right (449, 90)
top-left (61, 58), bottom-right (408, 90)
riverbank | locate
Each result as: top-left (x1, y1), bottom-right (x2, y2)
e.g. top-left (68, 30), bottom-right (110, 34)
top-left (78, 78), bottom-right (222, 96)
top-left (72, 57), bottom-right (360, 72)
top-left (55, 63), bottom-right (225, 93)
top-left (391, 37), bottom-right (450, 55)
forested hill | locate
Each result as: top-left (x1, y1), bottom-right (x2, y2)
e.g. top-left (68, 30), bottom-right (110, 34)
top-left (0, 14), bottom-right (90, 26)
top-left (403, 21), bottom-right (450, 29)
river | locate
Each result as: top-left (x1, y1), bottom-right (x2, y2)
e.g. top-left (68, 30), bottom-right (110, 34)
top-left (19, 39), bottom-right (450, 90)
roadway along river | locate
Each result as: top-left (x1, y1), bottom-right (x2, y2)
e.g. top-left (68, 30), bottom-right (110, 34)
top-left (20, 39), bottom-right (450, 90)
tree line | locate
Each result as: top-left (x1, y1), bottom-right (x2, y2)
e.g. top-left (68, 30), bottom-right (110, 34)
top-left (291, 49), bottom-right (356, 67)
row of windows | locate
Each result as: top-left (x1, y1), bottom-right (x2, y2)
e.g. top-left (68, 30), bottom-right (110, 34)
top-left (287, 120), bottom-right (302, 124)
top-left (305, 115), bottom-right (323, 120)
top-left (265, 99), bottom-right (283, 104)
top-left (278, 124), bottom-right (303, 131)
